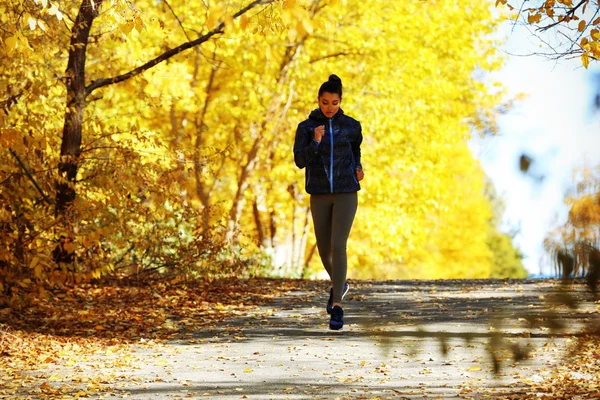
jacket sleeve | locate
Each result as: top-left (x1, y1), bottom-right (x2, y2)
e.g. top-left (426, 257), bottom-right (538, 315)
top-left (352, 121), bottom-right (363, 170)
top-left (293, 123), bottom-right (320, 169)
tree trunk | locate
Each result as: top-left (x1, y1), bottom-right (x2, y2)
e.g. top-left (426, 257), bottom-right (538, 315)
top-left (224, 43), bottom-right (304, 242)
top-left (225, 128), bottom-right (261, 243)
top-left (194, 61), bottom-right (218, 233)
top-left (55, 0), bottom-right (272, 218)
top-left (56, 0), bottom-right (104, 216)
top-left (252, 199), bottom-right (265, 247)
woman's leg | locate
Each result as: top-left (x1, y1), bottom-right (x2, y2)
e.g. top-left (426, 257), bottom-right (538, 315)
top-left (310, 194), bottom-right (334, 279)
top-left (331, 192), bottom-right (358, 304)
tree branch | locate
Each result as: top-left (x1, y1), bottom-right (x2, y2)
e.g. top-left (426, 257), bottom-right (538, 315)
top-left (8, 148), bottom-right (55, 206)
top-left (309, 51), bottom-right (357, 64)
top-left (538, 0), bottom-right (588, 32)
top-left (85, 0), bottom-right (274, 96)
top-left (163, 0), bottom-right (193, 42)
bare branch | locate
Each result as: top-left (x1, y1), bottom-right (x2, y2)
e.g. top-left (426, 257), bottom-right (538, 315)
top-left (310, 51), bottom-right (358, 64)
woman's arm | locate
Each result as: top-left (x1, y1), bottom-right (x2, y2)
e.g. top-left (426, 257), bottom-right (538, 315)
top-left (352, 121), bottom-right (363, 171)
top-left (293, 123), bottom-right (320, 169)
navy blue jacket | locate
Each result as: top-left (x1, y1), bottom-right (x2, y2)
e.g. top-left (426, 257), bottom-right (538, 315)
top-left (294, 108), bottom-right (363, 194)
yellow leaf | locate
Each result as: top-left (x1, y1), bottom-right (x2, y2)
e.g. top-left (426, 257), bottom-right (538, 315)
top-left (134, 17), bottom-right (145, 33)
top-left (18, 278), bottom-right (31, 288)
top-left (287, 27), bottom-right (298, 42)
top-left (243, 368), bottom-right (254, 373)
top-left (34, 263), bottom-right (44, 279)
top-left (30, 256), bottom-right (40, 269)
top-left (120, 21), bottom-right (135, 35)
top-left (206, 8), bottom-right (223, 30)
top-left (593, 17), bottom-right (600, 26)
top-left (155, 359), bottom-right (168, 366)
top-left (224, 14), bottom-right (234, 31)
top-left (94, 325), bottom-right (106, 330)
top-left (578, 20), bottom-right (586, 33)
top-left (300, 18), bottom-right (313, 35)
top-left (581, 52), bottom-right (590, 69)
top-left (4, 36), bottom-right (18, 51)
top-left (240, 14), bottom-right (249, 30)
top-left (581, 37), bottom-right (589, 48)
top-left (468, 366), bottom-right (482, 371)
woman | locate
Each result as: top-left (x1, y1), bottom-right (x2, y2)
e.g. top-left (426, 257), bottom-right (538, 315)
top-left (293, 74), bottom-right (364, 330)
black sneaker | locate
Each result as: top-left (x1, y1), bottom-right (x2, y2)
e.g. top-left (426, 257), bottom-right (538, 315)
top-left (326, 282), bottom-right (350, 314)
top-left (329, 305), bottom-right (344, 330)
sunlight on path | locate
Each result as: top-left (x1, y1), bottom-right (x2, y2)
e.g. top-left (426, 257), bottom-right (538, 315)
top-left (9, 280), bottom-right (597, 399)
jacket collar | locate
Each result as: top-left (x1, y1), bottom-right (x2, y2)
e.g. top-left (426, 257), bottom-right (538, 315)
top-left (308, 108), bottom-right (344, 122)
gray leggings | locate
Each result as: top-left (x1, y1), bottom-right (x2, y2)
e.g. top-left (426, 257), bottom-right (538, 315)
top-left (310, 192), bottom-right (358, 303)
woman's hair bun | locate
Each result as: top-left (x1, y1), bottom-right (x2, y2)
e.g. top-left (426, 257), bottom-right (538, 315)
top-left (328, 74), bottom-right (342, 86)
top-left (318, 74), bottom-right (343, 98)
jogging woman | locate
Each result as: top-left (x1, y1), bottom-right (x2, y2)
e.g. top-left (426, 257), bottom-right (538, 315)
top-left (293, 74), bottom-right (364, 330)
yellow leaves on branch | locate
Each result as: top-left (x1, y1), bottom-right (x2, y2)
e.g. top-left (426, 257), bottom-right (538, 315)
top-left (206, 5), bottom-right (225, 31)
top-left (31, 0), bottom-right (64, 21)
top-left (281, 0), bottom-right (315, 41)
top-left (582, 53), bottom-right (590, 69)
top-left (497, 0), bottom-right (600, 67)
top-left (120, 17), bottom-right (145, 35)
top-left (527, 13), bottom-right (541, 24)
top-left (580, 28), bottom-right (600, 69)
top-left (1, 33), bottom-right (30, 55)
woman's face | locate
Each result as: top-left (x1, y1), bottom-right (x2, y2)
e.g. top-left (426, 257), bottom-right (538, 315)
top-left (318, 92), bottom-right (341, 119)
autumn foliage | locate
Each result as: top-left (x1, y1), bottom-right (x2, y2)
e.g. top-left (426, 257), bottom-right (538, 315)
top-left (497, 0), bottom-right (600, 67)
top-left (0, 0), bottom-right (526, 306)
top-left (545, 165), bottom-right (600, 285)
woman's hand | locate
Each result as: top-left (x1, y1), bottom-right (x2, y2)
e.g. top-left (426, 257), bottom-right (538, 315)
top-left (314, 125), bottom-right (325, 142)
top-left (356, 168), bottom-right (365, 181)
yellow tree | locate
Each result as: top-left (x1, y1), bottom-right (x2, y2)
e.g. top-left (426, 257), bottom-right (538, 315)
top-left (1, 0), bottom-right (523, 298)
top-left (192, 0), bottom-right (518, 279)
top-left (276, 0), bottom-right (509, 279)
top-left (0, 0), bottom-right (292, 294)
top-left (1, 0), bottom-right (280, 221)
top-left (545, 164), bottom-right (600, 276)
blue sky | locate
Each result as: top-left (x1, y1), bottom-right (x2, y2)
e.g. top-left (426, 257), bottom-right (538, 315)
top-left (471, 18), bottom-right (600, 276)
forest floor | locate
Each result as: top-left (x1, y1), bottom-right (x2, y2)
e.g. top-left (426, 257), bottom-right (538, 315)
top-left (1, 278), bottom-right (600, 399)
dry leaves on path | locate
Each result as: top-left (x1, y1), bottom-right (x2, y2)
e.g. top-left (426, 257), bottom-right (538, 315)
top-left (0, 277), bottom-right (315, 398)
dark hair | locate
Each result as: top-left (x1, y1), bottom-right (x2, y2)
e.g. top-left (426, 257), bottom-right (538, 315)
top-left (318, 74), bottom-right (343, 98)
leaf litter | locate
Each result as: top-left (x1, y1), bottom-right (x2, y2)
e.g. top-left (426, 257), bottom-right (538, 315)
top-left (0, 277), bottom-right (310, 398)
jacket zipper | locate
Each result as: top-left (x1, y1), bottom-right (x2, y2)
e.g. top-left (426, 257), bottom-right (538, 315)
top-left (329, 118), bottom-right (334, 193)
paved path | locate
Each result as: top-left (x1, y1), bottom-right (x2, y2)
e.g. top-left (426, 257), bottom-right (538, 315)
top-left (22, 279), bottom-right (597, 399)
